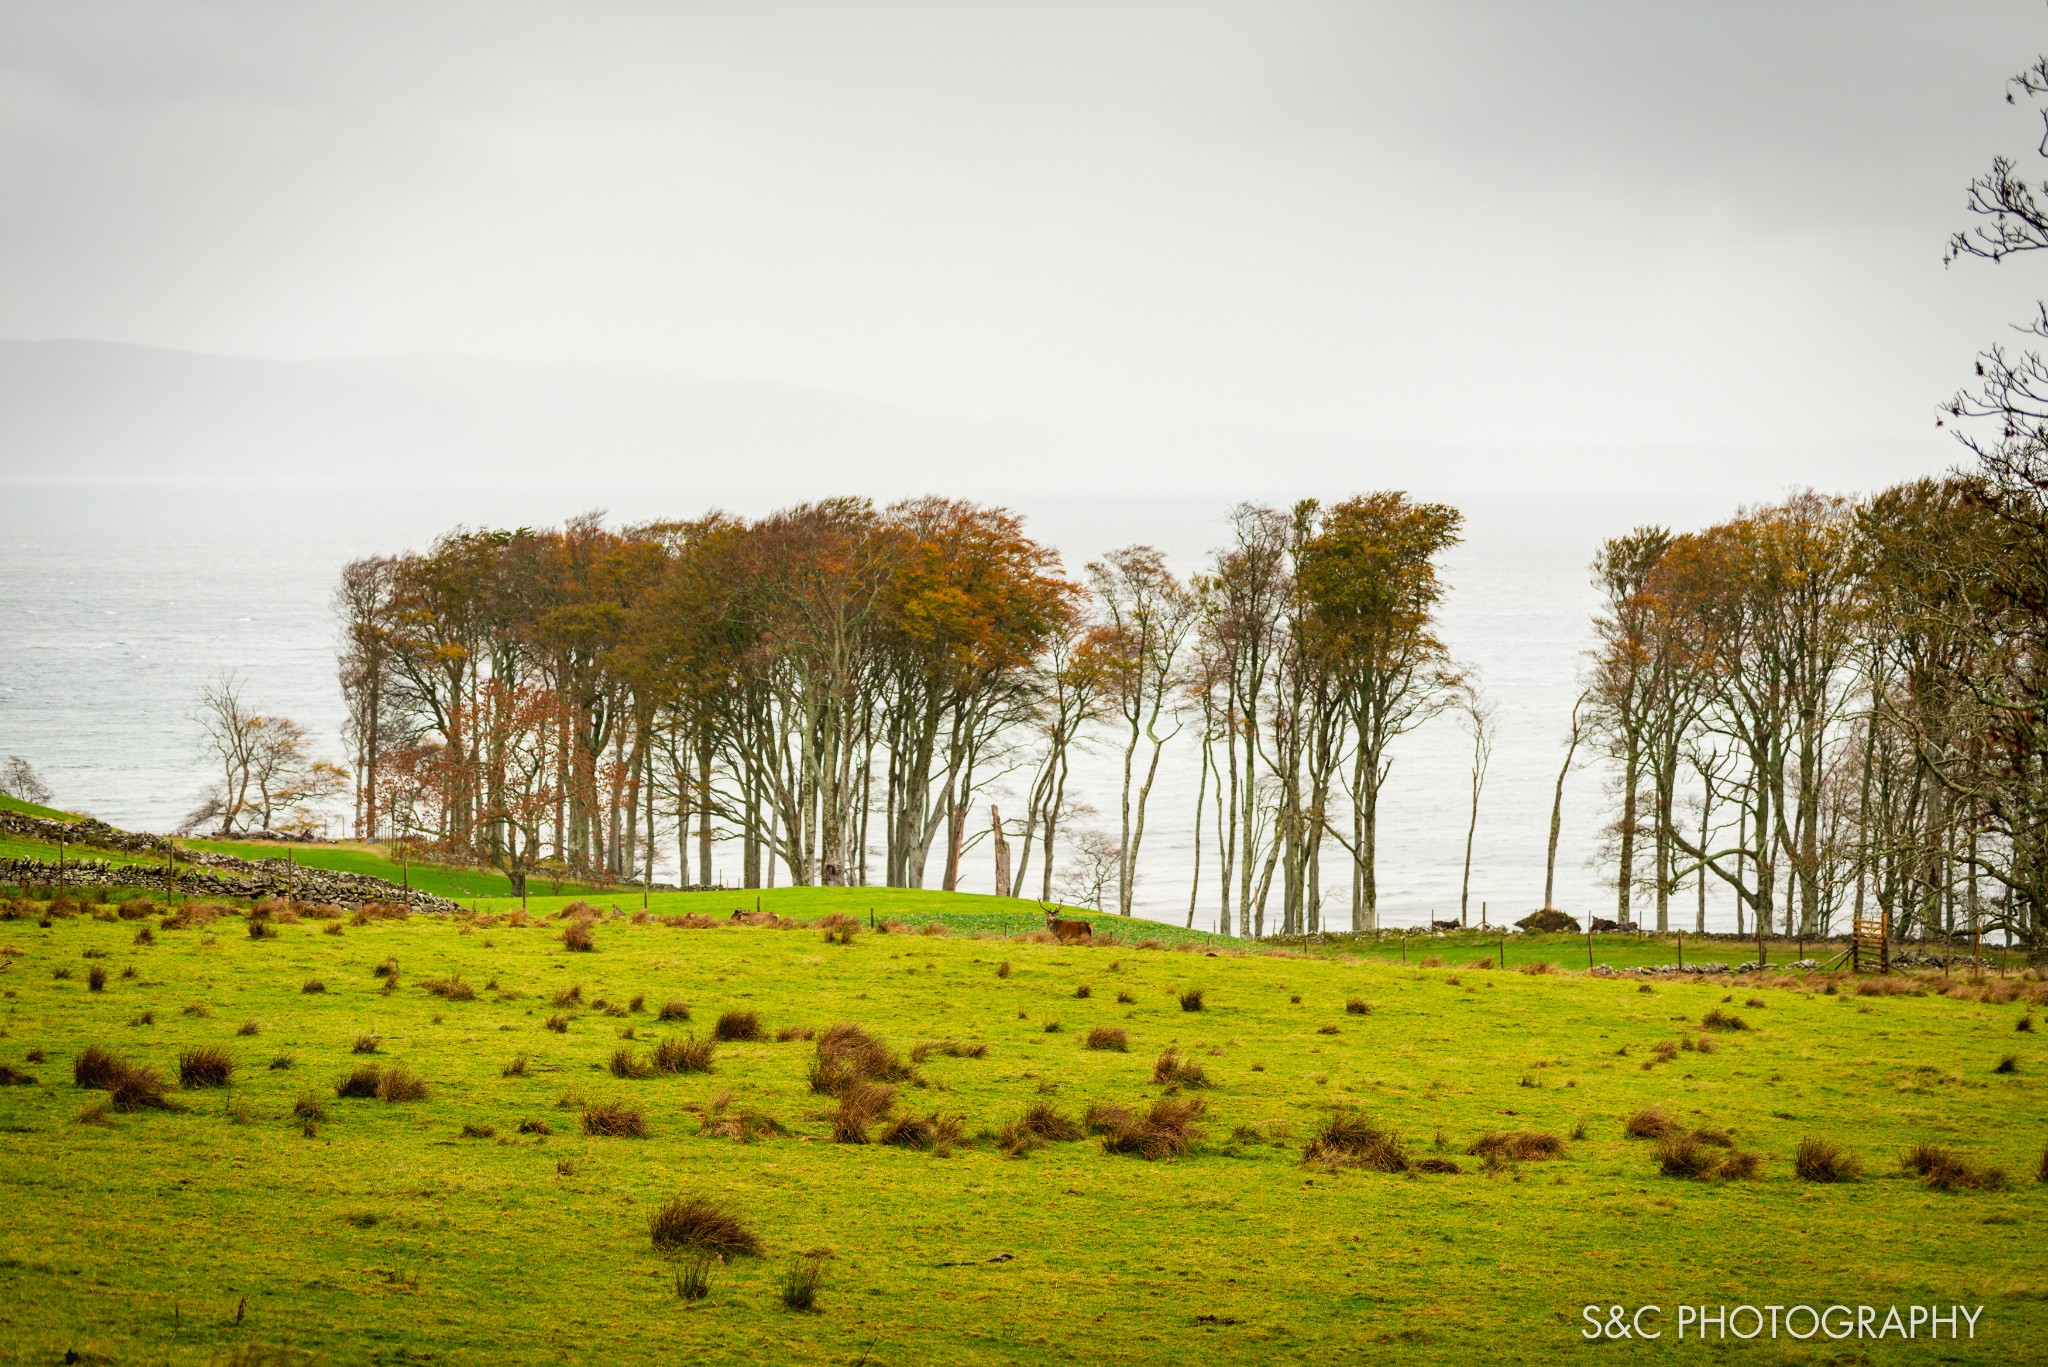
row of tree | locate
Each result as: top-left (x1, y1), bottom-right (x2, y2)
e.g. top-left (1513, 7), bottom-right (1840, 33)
top-left (331, 495), bottom-right (1470, 933)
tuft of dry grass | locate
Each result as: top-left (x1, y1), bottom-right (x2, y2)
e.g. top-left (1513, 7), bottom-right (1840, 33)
top-left (1994, 1054), bottom-right (2019, 1075)
top-left (657, 1000), bottom-right (692, 1022)
top-left (651, 1036), bottom-right (715, 1074)
top-left (1622, 1106), bottom-right (1680, 1139)
top-left (649, 1196), bottom-right (761, 1257)
top-left (108, 1065), bottom-right (176, 1112)
top-left (1151, 1046), bottom-right (1211, 1090)
top-left (1085, 1025), bottom-right (1129, 1052)
top-left (1903, 1142), bottom-right (2008, 1191)
top-left (811, 1022), bottom-right (910, 1093)
top-left (293, 1094), bottom-right (328, 1122)
top-left (879, 1111), bottom-right (964, 1152)
top-left (1656, 1133), bottom-right (1760, 1180)
top-left (1345, 998), bottom-right (1372, 1015)
top-left (421, 975), bottom-right (477, 1001)
top-left (545, 1013), bottom-right (570, 1033)
top-left (74, 1045), bottom-right (128, 1090)
top-left (460, 1122), bottom-right (496, 1139)
top-left (551, 984), bottom-right (583, 1007)
top-left (698, 1094), bottom-right (788, 1143)
top-left (178, 1046), bottom-right (236, 1089)
top-left (502, 1055), bottom-right (528, 1077)
top-left (1099, 1097), bottom-right (1205, 1160)
top-left (609, 1047), bottom-right (653, 1079)
top-left (580, 1101), bottom-right (649, 1137)
top-left (995, 961), bottom-right (1011, 978)
top-left (1179, 988), bottom-right (1205, 1012)
top-left (376, 1065), bottom-right (429, 1102)
top-left (562, 921), bottom-right (596, 952)
top-left (1468, 1131), bottom-right (1567, 1162)
top-left (829, 1081), bottom-right (898, 1143)
top-left (1793, 1136), bottom-right (1862, 1183)
top-left (713, 1010), bottom-right (764, 1042)
top-left (237, 1020), bottom-right (260, 1037)
top-left (300, 979), bottom-right (326, 995)
top-left (87, 964), bottom-right (106, 992)
top-left (351, 1034), bottom-right (381, 1054)
top-left (1304, 1110), bottom-right (1407, 1172)
top-left (781, 1253), bottom-right (826, 1312)
top-left (336, 1065), bottom-right (383, 1098)
top-left (1116, 989), bottom-right (1136, 1004)
top-left (776, 1024), bottom-right (817, 1043)
top-left (1699, 1007), bottom-right (1751, 1032)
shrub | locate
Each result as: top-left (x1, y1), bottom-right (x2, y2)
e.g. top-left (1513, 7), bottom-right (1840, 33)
top-left (649, 1196), bottom-right (761, 1257)
top-left (829, 1081), bottom-right (897, 1143)
top-left (1100, 1097), bottom-right (1204, 1160)
top-left (782, 1253), bottom-right (825, 1312)
top-left (1305, 1110), bottom-right (1407, 1172)
top-left (651, 1036), bottom-right (715, 1074)
top-left (178, 1046), bottom-right (236, 1089)
top-left (1623, 1106), bottom-right (1679, 1139)
top-left (352, 1034), bottom-right (381, 1054)
top-left (376, 1065), bottom-right (429, 1102)
top-left (713, 1011), bottom-right (764, 1042)
top-left (1700, 1008), bottom-right (1750, 1032)
top-left (1793, 1136), bottom-right (1862, 1183)
top-left (1179, 988), bottom-right (1205, 1012)
top-left (1151, 1046), bottom-right (1211, 1090)
top-left (609, 1048), bottom-right (653, 1079)
top-left (87, 965), bottom-right (106, 992)
top-left (879, 1111), bottom-right (964, 1152)
top-left (1086, 1026), bottom-right (1129, 1052)
top-left (580, 1101), bottom-right (648, 1137)
top-left (74, 1045), bottom-right (128, 1090)
top-left (337, 1065), bottom-right (383, 1098)
top-left (301, 980), bottom-right (326, 994)
top-left (503, 1055), bottom-right (528, 1077)
top-left (657, 1000), bottom-right (692, 1022)
top-left (562, 922), bottom-right (596, 952)
top-left (1468, 1131), bottom-right (1567, 1162)
top-left (545, 1013), bottom-right (570, 1033)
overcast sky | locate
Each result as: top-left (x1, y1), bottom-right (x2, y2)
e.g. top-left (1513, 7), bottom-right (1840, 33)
top-left (1, 1), bottom-right (2043, 463)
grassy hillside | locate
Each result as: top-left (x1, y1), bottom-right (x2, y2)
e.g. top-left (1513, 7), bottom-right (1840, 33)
top-left (0, 792), bottom-right (86, 823)
top-left (0, 888), bottom-right (2042, 1364)
top-left (180, 838), bottom-right (609, 901)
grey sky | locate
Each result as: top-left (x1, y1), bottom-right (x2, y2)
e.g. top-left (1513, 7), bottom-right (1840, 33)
top-left (0, 1), bottom-right (2040, 467)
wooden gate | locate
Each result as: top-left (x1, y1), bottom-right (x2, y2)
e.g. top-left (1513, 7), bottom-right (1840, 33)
top-left (1851, 912), bottom-right (1889, 974)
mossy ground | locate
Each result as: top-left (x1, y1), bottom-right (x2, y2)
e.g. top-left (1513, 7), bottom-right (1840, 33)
top-left (0, 886), bottom-right (2043, 1364)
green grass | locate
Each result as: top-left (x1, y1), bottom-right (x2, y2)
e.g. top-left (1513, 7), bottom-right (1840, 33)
top-left (0, 793), bottom-right (86, 823)
top-left (0, 888), bottom-right (2042, 1364)
top-left (179, 837), bottom-right (611, 901)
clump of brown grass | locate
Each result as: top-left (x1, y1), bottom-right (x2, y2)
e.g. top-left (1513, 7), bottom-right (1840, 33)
top-left (422, 976), bottom-right (477, 1001)
top-left (581, 1101), bottom-right (648, 1137)
top-left (545, 1013), bottom-right (570, 1033)
top-left (610, 1047), bottom-right (653, 1079)
top-left (236, 1020), bottom-right (260, 1037)
top-left (921, 922), bottom-right (949, 937)
top-left (776, 1024), bottom-right (816, 1043)
top-left (74, 1044), bottom-right (128, 1090)
top-left (293, 1094), bottom-right (328, 1122)
top-left (880, 1110), bottom-right (964, 1152)
top-left (649, 1196), bottom-right (761, 1257)
top-left (713, 1010), bottom-right (764, 1042)
top-left (376, 1065), bottom-right (429, 1102)
top-left (1623, 1106), bottom-right (1680, 1139)
top-left (551, 984), bottom-right (584, 1007)
top-left (1317, 1024), bottom-right (1340, 1035)
top-left (1345, 998), bottom-right (1372, 1015)
top-left (652, 1036), bottom-right (715, 1074)
top-left (995, 961), bottom-right (1011, 978)
top-left (133, 926), bottom-right (155, 945)
top-left (1074, 984), bottom-right (1092, 999)
top-left (372, 957), bottom-right (400, 979)
top-left (336, 1064), bottom-right (383, 1098)
top-left (1085, 1025), bottom-right (1129, 1052)
top-left (518, 1117), bottom-right (551, 1134)
top-left (87, 964), bottom-right (106, 992)
top-left (821, 923), bottom-right (857, 945)
top-left (810, 1022), bottom-right (910, 1093)
top-left (1099, 1097), bottom-right (1205, 1160)
top-left (1903, 1142), bottom-right (2008, 1191)
top-left (0, 1064), bottom-right (38, 1086)
top-left (1178, 988), bottom-right (1205, 1012)
top-left (1793, 1136), bottom-right (1862, 1183)
top-left (1656, 1133), bottom-right (1760, 1180)
top-left (178, 1046), bottom-right (236, 1089)
top-left (1151, 1046), bottom-right (1211, 1090)
top-left (300, 979), bottom-right (326, 994)
top-left (829, 1081), bottom-right (897, 1142)
top-left (1469, 1131), bottom-right (1567, 1162)
top-left (1518, 961), bottom-right (1556, 975)
top-left (352, 1034), bottom-right (381, 1054)
top-left (697, 1093), bottom-right (788, 1143)
top-left (1700, 1007), bottom-right (1751, 1032)
top-left (1116, 989), bottom-right (1135, 1004)
top-left (108, 1065), bottom-right (176, 1112)
top-left (562, 921), bottom-right (596, 952)
top-left (503, 1055), bottom-right (528, 1077)
top-left (181, 1001), bottom-right (210, 1018)
top-left (656, 1000), bottom-right (691, 1022)
top-left (910, 1038), bottom-right (985, 1062)
top-left (1304, 1110), bottom-right (1408, 1172)
top-left (1414, 1157), bottom-right (1464, 1174)
top-left (460, 1121), bottom-right (496, 1139)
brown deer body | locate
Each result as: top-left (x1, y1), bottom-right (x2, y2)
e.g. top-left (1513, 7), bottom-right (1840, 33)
top-left (1045, 911), bottom-right (1093, 943)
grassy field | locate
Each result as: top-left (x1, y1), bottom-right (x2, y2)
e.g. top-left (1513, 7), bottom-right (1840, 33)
top-left (0, 887), bottom-right (2043, 1365)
